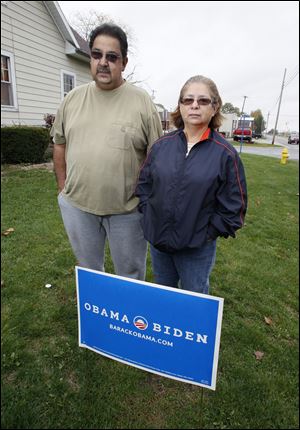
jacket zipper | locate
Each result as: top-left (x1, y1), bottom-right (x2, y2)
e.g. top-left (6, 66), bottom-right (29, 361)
top-left (169, 152), bottom-right (189, 228)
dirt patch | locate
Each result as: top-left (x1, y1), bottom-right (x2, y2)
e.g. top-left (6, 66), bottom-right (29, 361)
top-left (1, 162), bottom-right (54, 175)
top-left (18, 162), bottom-right (54, 171)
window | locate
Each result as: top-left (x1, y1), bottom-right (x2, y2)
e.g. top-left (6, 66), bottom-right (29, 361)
top-left (1, 51), bottom-right (17, 109)
top-left (61, 71), bottom-right (76, 99)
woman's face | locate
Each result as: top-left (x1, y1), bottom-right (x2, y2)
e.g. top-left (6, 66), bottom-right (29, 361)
top-left (179, 82), bottom-right (217, 128)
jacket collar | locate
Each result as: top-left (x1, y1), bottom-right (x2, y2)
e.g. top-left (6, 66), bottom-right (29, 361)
top-left (179, 127), bottom-right (211, 143)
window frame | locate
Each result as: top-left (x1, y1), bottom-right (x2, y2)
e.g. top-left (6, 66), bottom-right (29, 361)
top-left (60, 70), bottom-right (76, 99)
top-left (1, 50), bottom-right (18, 111)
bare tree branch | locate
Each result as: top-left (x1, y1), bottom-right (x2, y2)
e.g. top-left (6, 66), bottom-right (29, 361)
top-left (69, 9), bottom-right (135, 52)
top-left (69, 10), bottom-right (140, 84)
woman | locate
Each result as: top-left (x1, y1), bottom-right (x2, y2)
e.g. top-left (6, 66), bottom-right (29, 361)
top-left (135, 75), bottom-right (247, 294)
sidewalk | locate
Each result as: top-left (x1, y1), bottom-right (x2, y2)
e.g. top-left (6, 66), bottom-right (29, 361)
top-left (233, 139), bottom-right (299, 161)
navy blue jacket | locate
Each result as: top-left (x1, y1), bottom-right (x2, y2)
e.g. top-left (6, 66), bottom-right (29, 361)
top-left (135, 128), bottom-right (247, 253)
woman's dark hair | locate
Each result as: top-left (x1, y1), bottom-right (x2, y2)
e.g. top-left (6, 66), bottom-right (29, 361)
top-left (89, 23), bottom-right (128, 58)
top-left (171, 75), bottom-right (224, 130)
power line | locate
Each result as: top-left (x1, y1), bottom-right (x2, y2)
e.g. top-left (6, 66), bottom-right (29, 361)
top-left (284, 70), bottom-right (299, 88)
top-left (268, 66), bottom-right (299, 114)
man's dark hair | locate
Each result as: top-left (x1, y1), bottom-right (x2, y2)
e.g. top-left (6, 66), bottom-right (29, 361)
top-left (89, 23), bottom-right (128, 58)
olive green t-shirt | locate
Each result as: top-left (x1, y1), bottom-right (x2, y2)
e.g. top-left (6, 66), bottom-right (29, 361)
top-left (51, 81), bottom-right (163, 215)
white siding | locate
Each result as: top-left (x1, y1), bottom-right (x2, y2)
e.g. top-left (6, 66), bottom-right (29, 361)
top-left (218, 113), bottom-right (239, 138)
top-left (1, 1), bottom-right (91, 126)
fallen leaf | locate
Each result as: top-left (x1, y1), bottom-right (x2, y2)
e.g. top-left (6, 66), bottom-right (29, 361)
top-left (2, 227), bottom-right (15, 236)
top-left (264, 316), bottom-right (273, 325)
top-left (254, 351), bottom-right (264, 360)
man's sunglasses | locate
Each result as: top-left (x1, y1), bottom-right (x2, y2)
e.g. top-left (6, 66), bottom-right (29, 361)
top-left (90, 50), bottom-right (121, 63)
top-left (180, 97), bottom-right (214, 106)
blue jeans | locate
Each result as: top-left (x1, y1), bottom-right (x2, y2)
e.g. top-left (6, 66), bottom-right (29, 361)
top-left (150, 240), bottom-right (217, 294)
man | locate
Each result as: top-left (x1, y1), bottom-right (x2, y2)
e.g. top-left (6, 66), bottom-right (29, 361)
top-left (51, 23), bottom-right (163, 280)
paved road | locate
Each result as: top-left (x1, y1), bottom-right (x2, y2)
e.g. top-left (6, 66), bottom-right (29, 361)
top-left (235, 136), bottom-right (299, 161)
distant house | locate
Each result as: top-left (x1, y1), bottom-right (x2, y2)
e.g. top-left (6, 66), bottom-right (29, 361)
top-left (1, 0), bottom-right (91, 126)
top-left (155, 103), bottom-right (171, 132)
top-left (218, 113), bottom-right (239, 138)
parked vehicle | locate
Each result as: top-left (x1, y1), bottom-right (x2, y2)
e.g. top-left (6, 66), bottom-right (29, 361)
top-left (252, 131), bottom-right (262, 139)
top-left (288, 133), bottom-right (299, 145)
top-left (233, 127), bottom-right (252, 142)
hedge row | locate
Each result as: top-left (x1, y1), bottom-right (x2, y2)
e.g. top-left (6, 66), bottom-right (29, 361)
top-left (1, 126), bottom-right (50, 164)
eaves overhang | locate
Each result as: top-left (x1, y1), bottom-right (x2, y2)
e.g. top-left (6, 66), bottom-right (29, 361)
top-left (43, 1), bottom-right (89, 61)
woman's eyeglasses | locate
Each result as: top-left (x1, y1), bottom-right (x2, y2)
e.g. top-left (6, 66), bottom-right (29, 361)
top-left (90, 50), bottom-right (121, 63)
top-left (180, 97), bottom-right (214, 106)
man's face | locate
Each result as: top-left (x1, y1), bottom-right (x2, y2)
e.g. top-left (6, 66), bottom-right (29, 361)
top-left (90, 34), bottom-right (128, 90)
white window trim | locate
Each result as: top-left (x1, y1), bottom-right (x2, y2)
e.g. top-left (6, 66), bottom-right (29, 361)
top-left (1, 49), bottom-right (18, 111)
top-left (60, 70), bottom-right (76, 100)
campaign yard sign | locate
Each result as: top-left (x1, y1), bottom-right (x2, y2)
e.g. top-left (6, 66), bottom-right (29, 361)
top-left (76, 266), bottom-right (224, 390)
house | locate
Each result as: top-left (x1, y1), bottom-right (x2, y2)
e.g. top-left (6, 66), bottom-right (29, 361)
top-left (1, 0), bottom-right (91, 126)
top-left (155, 103), bottom-right (171, 133)
top-left (218, 113), bottom-right (239, 138)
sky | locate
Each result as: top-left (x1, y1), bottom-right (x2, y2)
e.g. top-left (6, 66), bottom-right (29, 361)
top-left (59, 1), bottom-right (299, 132)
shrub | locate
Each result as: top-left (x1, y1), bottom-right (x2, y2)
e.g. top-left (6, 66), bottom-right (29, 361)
top-left (43, 113), bottom-right (55, 129)
top-left (1, 126), bottom-right (50, 164)
top-left (43, 114), bottom-right (56, 161)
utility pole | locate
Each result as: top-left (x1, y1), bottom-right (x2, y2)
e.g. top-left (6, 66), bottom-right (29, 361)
top-left (240, 95), bottom-right (248, 118)
top-left (239, 96), bottom-right (248, 154)
top-left (266, 111), bottom-right (270, 133)
top-left (272, 68), bottom-right (287, 145)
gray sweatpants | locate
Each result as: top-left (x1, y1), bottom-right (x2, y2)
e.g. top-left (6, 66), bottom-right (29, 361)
top-left (58, 194), bottom-right (147, 280)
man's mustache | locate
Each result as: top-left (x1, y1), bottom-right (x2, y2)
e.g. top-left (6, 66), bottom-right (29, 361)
top-left (97, 68), bottom-right (110, 73)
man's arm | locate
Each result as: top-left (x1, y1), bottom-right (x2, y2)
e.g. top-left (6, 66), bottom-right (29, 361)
top-left (53, 144), bottom-right (66, 192)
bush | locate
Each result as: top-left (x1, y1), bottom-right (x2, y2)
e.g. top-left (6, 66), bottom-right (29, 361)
top-left (43, 114), bottom-right (56, 161)
top-left (43, 113), bottom-right (55, 130)
top-left (1, 126), bottom-right (50, 164)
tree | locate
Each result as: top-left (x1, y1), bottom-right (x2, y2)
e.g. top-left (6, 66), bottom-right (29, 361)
top-left (221, 102), bottom-right (240, 116)
top-left (69, 10), bottom-right (135, 54)
top-left (250, 109), bottom-right (265, 133)
top-left (268, 128), bottom-right (278, 135)
top-left (69, 10), bottom-right (144, 85)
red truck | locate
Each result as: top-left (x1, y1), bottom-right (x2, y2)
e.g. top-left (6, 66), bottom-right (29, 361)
top-left (233, 127), bottom-right (253, 142)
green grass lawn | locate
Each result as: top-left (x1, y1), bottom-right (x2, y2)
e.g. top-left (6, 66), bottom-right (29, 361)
top-left (1, 155), bottom-right (299, 429)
